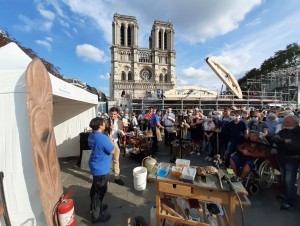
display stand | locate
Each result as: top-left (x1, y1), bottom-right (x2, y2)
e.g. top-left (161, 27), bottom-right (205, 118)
top-left (77, 132), bottom-right (91, 166)
top-left (148, 164), bottom-right (250, 226)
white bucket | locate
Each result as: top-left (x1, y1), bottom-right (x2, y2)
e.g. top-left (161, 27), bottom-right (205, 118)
top-left (133, 166), bottom-right (147, 191)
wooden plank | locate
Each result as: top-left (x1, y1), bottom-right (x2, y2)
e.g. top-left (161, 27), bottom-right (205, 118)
top-left (228, 193), bottom-right (236, 226)
top-left (26, 58), bottom-right (63, 226)
top-left (206, 57), bottom-right (243, 99)
top-left (153, 162), bottom-right (250, 226)
top-left (158, 182), bottom-right (192, 196)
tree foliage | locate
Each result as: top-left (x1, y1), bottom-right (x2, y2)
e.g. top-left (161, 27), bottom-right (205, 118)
top-left (238, 43), bottom-right (300, 91)
top-left (0, 30), bottom-right (63, 79)
top-left (0, 30), bottom-right (106, 100)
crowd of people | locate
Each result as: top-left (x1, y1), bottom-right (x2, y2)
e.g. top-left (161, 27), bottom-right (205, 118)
top-left (89, 105), bottom-right (300, 222)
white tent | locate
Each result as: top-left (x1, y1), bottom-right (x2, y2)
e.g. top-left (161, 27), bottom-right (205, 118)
top-left (0, 42), bottom-right (98, 225)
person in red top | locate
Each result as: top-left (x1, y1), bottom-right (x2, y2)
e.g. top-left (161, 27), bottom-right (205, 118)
top-left (145, 107), bottom-right (154, 130)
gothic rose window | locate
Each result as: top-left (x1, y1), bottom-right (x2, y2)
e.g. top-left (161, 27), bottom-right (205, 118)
top-left (140, 69), bottom-right (152, 81)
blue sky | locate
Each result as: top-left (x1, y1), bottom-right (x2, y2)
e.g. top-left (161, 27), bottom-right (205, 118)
top-left (1, 0), bottom-right (300, 96)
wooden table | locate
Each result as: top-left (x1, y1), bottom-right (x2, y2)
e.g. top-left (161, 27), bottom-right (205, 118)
top-left (148, 164), bottom-right (249, 226)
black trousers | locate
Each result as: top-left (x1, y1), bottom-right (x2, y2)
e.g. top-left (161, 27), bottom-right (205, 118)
top-left (151, 127), bottom-right (159, 153)
top-left (90, 174), bottom-right (109, 220)
top-left (164, 128), bottom-right (171, 145)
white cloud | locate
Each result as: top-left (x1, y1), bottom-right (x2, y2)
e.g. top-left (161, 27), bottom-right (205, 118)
top-left (45, 36), bottom-right (53, 42)
top-left (62, 29), bottom-right (73, 38)
top-left (35, 40), bottom-right (51, 51)
top-left (181, 67), bottom-right (211, 79)
top-left (41, 21), bottom-right (53, 31)
top-left (76, 44), bottom-right (108, 63)
top-left (177, 9), bottom-right (300, 91)
top-left (246, 18), bottom-right (261, 27)
top-left (59, 19), bottom-right (70, 28)
top-left (18, 14), bottom-right (53, 32)
top-left (99, 73), bottom-right (110, 80)
top-left (37, 4), bottom-right (55, 20)
top-left (177, 78), bottom-right (188, 86)
top-left (15, 0), bottom-right (300, 95)
top-left (48, 0), bottom-right (66, 18)
top-left (61, 0), bottom-right (113, 42)
top-left (60, 0), bottom-right (261, 44)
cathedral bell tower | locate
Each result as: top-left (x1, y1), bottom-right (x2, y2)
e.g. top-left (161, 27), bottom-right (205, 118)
top-left (110, 13), bottom-right (176, 100)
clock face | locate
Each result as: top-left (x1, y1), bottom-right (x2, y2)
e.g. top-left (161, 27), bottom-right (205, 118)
top-left (140, 69), bottom-right (152, 81)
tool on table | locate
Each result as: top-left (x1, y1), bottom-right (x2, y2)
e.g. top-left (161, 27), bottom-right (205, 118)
top-left (222, 174), bottom-right (235, 191)
top-left (217, 171), bottom-right (223, 189)
top-left (161, 203), bottom-right (184, 218)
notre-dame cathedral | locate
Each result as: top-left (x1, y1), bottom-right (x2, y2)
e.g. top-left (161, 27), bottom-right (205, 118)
top-left (110, 13), bottom-right (177, 100)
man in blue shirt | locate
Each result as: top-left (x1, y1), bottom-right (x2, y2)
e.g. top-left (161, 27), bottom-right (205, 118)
top-left (151, 109), bottom-right (164, 154)
top-left (219, 108), bottom-right (232, 158)
top-left (88, 117), bottom-right (115, 223)
top-left (225, 112), bottom-right (248, 167)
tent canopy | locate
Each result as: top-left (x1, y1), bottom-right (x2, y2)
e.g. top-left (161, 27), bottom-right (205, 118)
top-left (0, 42), bottom-right (98, 225)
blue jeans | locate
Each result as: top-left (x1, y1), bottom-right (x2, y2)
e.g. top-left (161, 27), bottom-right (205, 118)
top-left (278, 158), bottom-right (300, 206)
top-left (231, 154), bottom-right (255, 170)
top-left (225, 141), bottom-right (238, 168)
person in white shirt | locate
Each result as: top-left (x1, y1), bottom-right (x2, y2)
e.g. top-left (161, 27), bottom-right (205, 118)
top-left (203, 114), bottom-right (216, 160)
top-left (104, 107), bottom-right (125, 186)
top-left (131, 112), bottom-right (139, 129)
top-left (137, 111), bottom-right (146, 131)
top-left (162, 107), bottom-right (176, 145)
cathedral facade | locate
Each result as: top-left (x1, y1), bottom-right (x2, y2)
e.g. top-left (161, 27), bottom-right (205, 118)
top-left (110, 13), bottom-right (177, 100)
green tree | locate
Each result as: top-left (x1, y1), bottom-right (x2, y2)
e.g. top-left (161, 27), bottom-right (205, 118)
top-left (238, 43), bottom-right (300, 90)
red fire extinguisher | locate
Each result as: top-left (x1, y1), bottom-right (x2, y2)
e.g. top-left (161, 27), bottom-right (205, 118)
top-left (57, 191), bottom-right (76, 226)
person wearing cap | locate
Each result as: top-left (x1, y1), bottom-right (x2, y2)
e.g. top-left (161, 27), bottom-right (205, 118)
top-left (273, 115), bottom-right (300, 210)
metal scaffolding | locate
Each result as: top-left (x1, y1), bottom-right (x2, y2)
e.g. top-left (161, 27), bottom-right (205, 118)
top-left (247, 65), bottom-right (300, 105)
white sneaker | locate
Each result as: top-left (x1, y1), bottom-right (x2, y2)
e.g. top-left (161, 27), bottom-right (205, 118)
top-left (208, 157), bottom-right (213, 161)
top-left (204, 156), bottom-right (209, 160)
top-left (190, 151), bottom-right (195, 154)
top-left (197, 152), bottom-right (201, 156)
